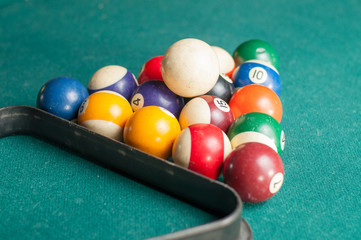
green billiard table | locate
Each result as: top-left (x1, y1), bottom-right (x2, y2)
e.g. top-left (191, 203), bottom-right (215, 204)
top-left (1, 0), bottom-right (360, 239)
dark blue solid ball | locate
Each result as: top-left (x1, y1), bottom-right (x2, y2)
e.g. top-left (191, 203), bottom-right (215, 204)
top-left (130, 80), bottom-right (184, 118)
top-left (37, 76), bottom-right (89, 120)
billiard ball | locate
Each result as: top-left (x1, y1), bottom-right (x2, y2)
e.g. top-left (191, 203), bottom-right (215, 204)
top-left (211, 46), bottom-right (236, 78)
top-left (137, 55), bottom-right (163, 84)
top-left (37, 76), bottom-right (89, 121)
top-left (77, 90), bottom-right (133, 141)
top-left (130, 80), bottom-right (184, 118)
top-left (179, 95), bottom-right (235, 132)
top-left (227, 112), bottom-right (285, 154)
top-left (172, 123), bottom-right (232, 179)
top-left (87, 65), bottom-right (138, 101)
top-left (233, 39), bottom-right (279, 70)
top-left (234, 60), bottom-right (281, 96)
top-left (205, 74), bottom-right (235, 103)
top-left (123, 106), bottom-right (181, 159)
top-left (231, 66), bottom-right (239, 82)
top-left (228, 84), bottom-right (283, 123)
top-left (161, 38), bottom-right (220, 98)
top-left (223, 142), bottom-right (285, 203)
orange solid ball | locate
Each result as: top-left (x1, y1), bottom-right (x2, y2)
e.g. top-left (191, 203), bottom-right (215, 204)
top-left (123, 106), bottom-right (181, 159)
top-left (229, 84), bottom-right (283, 123)
top-left (78, 90), bottom-right (133, 141)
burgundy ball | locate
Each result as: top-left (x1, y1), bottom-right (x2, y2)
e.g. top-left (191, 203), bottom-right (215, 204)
top-left (223, 142), bottom-right (285, 203)
top-left (179, 95), bottom-right (235, 132)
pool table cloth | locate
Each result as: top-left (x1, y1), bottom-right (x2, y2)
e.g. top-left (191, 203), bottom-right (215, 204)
top-left (0, 0), bottom-right (360, 239)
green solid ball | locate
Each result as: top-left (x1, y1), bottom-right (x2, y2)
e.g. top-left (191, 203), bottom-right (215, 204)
top-left (233, 39), bottom-right (279, 70)
top-left (227, 112), bottom-right (285, 154)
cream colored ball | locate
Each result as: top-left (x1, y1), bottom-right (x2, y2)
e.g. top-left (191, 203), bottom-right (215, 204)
top-left (161, 38), bottom-right (220, 98)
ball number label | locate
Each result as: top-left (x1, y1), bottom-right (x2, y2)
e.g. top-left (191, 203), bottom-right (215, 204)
top-left (78, 98), bottom-right (89, 115)
top-left (280, 130), bottom-right (285, 151)
top-left (269, 172), bottom-right (284, 194)
top-left (131, 93), bottom-right (144, 111)
top-left (214, 98), bottom-right (230, 112)
top-left (249, 67), bottom-right (268, 84)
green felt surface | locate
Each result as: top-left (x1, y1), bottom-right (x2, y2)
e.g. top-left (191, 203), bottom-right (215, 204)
top-left (0, 136), bottom-right (216, 239)
top-left (1, 0), bottom-right (361, 239)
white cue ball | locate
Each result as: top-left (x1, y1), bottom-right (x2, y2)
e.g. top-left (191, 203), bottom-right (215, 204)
top-left (161, 38), bottom-right (220, 98)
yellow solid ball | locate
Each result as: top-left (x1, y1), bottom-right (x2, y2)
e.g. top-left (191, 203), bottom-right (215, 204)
top-left (123, 106), bottom-right (181, 159)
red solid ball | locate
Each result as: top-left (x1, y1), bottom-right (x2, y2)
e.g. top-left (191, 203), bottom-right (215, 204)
top-left (223, 142), bottom-right (285, 203)
top-left (138, 56), bottom-right (163, 84)
top-left (172, 123), bottom-right (232, 179)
